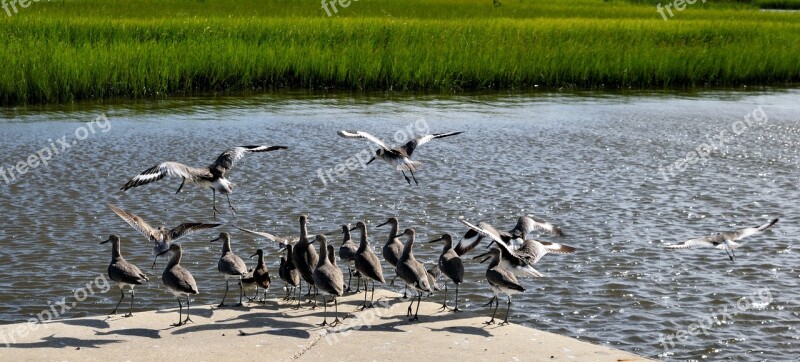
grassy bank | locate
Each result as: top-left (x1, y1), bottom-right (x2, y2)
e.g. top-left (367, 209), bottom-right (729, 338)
top-left (0, 0), bottom-right (798, 104)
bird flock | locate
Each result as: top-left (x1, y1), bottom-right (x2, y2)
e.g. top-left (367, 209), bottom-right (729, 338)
top-left (100, 129), bottom-right (780, 328)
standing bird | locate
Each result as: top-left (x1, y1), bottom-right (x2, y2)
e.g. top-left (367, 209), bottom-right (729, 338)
top-left (457, 215), bottom-right (565, 254)
top-left (120, 145), bottom-right (288, 218)
top-left (427, 234), bottom-right (464, 312)
top-left (313, 235), bottom-right (345, 327)
top-left (211, 232), bottom-right (248, 307)
top-left (476, 248), bottom-right (525, 326)
top-left (338, 224), bottom-right (359, 292)
top-left (109, 204), bottom-right (221, 264)
top-left (337, 130), bottom-right (463, 185)
top-left (291, 215), bottom-right (319, 307)
top-left (249, 249), bottom-right (272, 303)
top-left (155, 243), bottom-right (199, 326)
top-left (100, 235), bottom-right (148, 317)
top-left (396, 228), bottom-right (433, 321)
top-left (664, 219), bottom-right (779, 261)
top-left (378, 217), bottom-right (404, 286)
top-left (352, 221), bottom-right (385, 309)
top-left (278, 244), bottom-right (302, 301)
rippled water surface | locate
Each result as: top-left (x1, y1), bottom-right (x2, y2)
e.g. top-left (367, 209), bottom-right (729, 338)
top-left (1, 91), bottom-right (799, 360)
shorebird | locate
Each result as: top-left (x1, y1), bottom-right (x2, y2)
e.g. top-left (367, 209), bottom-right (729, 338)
top-left (120, 145), bottom-right (288, 218)
top-left (290, 215), bottom-right (319, 307)
top-left (155, 243), bottom-right (199, 326)
top-left (100, 235), bottom-right (148, 317)
top-left (664, 219), bottom-right (779, 261)
top-left (378, 217), bottom-right (404, 286)
top-left (249, 249), bottom-right (271, 303)
top-left (457, 215), bottom-right (564, 254)
top-left (278, 244), bottom-right (301, 301)
top-left (337, 130), bottom-right (463, 185)
top-left (476, 248), bottom-right (525, 325)
top-left (109, 204), bottom-right (221, 264)
top-left (211, 232), bottom-right (248, 307)
top-left (351, 221), bottom-right (385, 309)
top-left (396, 228), bottom-right (433, 321)
top-left (428, 234), bottom-right (464, 312)
top-left (460, 218), bottom-right (544, 278)
top-left (338, 224), bottom-right (359, 292)
top-left (313, 235), bottom-right (344, 327)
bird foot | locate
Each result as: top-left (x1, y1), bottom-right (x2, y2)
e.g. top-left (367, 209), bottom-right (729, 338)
top-left (172, 322), bottom-right (184, 327)
top-left (438, 304), bottom-right (451, 312)
top-left (499, 320), bottom-right (510, 326)
top-left (218, 303), bottom-right (227, 308)
top-left (330, 319), bottom-right (341, 327)
top-left (483, 319), bottom-right (496, 325)
top-left (408, 316), bottom-right (419, 321)
top-left (318, 320), bottom-right (328, 327)
top-left (452, 307), bottom-right (462, 313)
top-left (124, 313), bottom-right (133, 318)
top-left (234, 303), bottom-right (243, 307)
top-left (183, 317), bottom-right (194, 324)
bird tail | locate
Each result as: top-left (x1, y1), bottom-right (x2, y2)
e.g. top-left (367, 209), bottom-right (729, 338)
top-left (396, 160), bottom-right (423, 171)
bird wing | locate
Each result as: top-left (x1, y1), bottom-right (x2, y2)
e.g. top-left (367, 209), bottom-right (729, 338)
top-left (663, 234), bottom-right (724, 249)
top-left (108, 204), bottom-right (160, 243)
top-left (454, 228), bottom-right (484, 256)
top-left (513, 215), bottom-right (565, 237)
top-left (519, 239), bottom-right (577, 264)
top-left (402, 132), bottom-right (463, 157)
top-left (729, 218), bottom-right (779, 241)
top-left (233, 225), bottom-right (294, 245)
top-left (487, 267), bottom-right (525, 292)
top-left (337, 130), bottom-right (391, 150)
top-left (211, 145), bottom-right (288, 172)
top-left (169, 223), bottom-right (222, 241)
top-left (458, 218), bottom-right (507, 246)
top-left (121, 162), bottom-right (209, 191)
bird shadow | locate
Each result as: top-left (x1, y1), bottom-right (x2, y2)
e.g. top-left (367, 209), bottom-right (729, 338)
top-left (171, 312), bottom-right (311, 339)
top-left (93, 328), bottom-right (161, 339)
top-left (7, 334), bottom-right (122, 349)
top-left (154, 305), bottom-right (215, 319)
top-left (59, 318), bottom-right (111, 330)
top-left (425, 325), bottom-right (492, 337)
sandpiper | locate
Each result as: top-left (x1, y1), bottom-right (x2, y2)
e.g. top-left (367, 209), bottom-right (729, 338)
top-left (459, 218), bottom-right (544, 278)
top-left (664, 218), bottom-right (779, 261)
top-left (100, 235), bottom-right (148, 317)
top-left (428, 233), bottom-right (464, 312)
top-left (378, 217), bottom-right (404, 286)
top-left (121, 145), bottom-right (288, 218)
top-left (211, 232), bottom-right (248, 307)
top-left (476, 248), bottom-right (525, 325)
top-left (457, 215), bottom-right (564, 254)
top-left (338, 224), bottom-right (359, 292)
top-left (109, 203), bottom-right (220, 264)
top-left (337, 130), bottom-right (463, 185)
top-left (351, 221), bottom-right (385, 309)
top-left (249, 249), bottom-right (272, 303)
top-left (313, 235), bottom-right (344, 327)
top-left (292, 215), bottom-right (319, 307)
top-left (396, 228), bottom-right (433, 321)
top-left (155, 243), bottom-right (199, 326)
top-left (278, 244), bottom-right (301, 301)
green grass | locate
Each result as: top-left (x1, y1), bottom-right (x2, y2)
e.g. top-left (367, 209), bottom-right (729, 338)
top-left (0, 0), bottom-right (798, 104)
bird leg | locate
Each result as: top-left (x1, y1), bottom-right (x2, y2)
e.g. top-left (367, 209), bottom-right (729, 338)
top-left (330, 297), bottom-right (341, 327)
top-left (401, 171), bottom-right (413, 185)
top-left (483, 296), bottom-right (497, 307)
top-left (438, 283), bottom-right (451, 311)
top-left (225, 193), bottom-right (237, 218)
top-left (111, 288), bottom-right (124, 315)
top-left (452, 284), bottom-right (461, 313)
top-left (369, 280), bottom-right (377, 305)
top-left (409, 170), bottom-right (419, 185)
top-left (219, 280), bottom-right (229, 307)
top-left (173, 297), bottom-right (184, 327)
top-left (500, 296), bottom-right (512, 326)
top-left (175, 178), bottom-right (185, 194)
top-left (354, 274), bottom-right (362, 293)
top-left (345, 267), bottom-right (353, 293)
top-left (318, 295), bottom-right (329, 326)
top-left (484, 297), bottom-right (499, 325)
top-left (235, 277), bottom-right (244, 307)
top-left (183, 295), bottom-right (194, 324)
top-left (126, 289), bottom-right (135, 317)
top-left (410, 293), bottom-right (421, 321)
top-left (212, 189), bottom-right (223, 219)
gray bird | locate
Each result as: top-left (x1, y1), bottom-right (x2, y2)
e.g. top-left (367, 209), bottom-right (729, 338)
top-left (352, 221), bottom-right (385, 309)
top-left (456, 215), bottom-right (565, 255)
top-left (338, 224), bottom-right (359, 292)
top-left (337, 130), bottom-right (463, 185)
top-left (476, 248), bottom-right (525, 326)
top-left (428, 233), bottom-right (464, 312)
top-left (396, 228), bottom-right (433, 321)
top-left (291, 215), bottom-right (319, 307)
top-left (664, 218), bottom-right (779, 261)
top-left (155, 243), bottom-right (199, 326)
top-left (377, 217), bottom-right (404, 286)
top-left (211, 232), bottom-right (248, 307)
top-left (100, 235), bottom-right (148, 317)
top-left (313, 235), bottom-right (345, 327)
top-left (278, 244), bottom-right (302, 301)
top-left (249, 249), bottom-right (271, 303)
top-left (121, 145), bottom-right (288, 218)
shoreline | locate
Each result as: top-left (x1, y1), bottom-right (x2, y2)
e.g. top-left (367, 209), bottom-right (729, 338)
top-left (0, 289), bottom-right (653, 361)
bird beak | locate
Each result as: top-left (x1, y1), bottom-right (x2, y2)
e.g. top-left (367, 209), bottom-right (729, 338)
top-left (349, 226), bottom-right (357, 232)
top-left (277, 246), bottom-right (287, 253)
top-left (250, 252), bottom-right (258, 259)
top-left (210, 236), bottom-right (220, 243)
top-left (427, 237), bottom-right (444, 244)
top-left (366, 157), bottom-right (375, 165)
top-left (99, 237), bottom-right (111, 244)
top-left (472, 251), bottom-right (492, 264)
top-left (376, 220), bottom-right (389, 227)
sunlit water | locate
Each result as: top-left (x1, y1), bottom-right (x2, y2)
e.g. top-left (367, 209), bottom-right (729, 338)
top-left (1, 90), bottom-right (799, 360)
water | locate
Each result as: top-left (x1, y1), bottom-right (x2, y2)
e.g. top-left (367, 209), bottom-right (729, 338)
top-left (1, 90), bottom-right (799, 360)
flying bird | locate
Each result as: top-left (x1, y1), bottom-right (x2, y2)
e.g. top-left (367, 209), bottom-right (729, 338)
top-left (337, 130), bottom-right (462, 185)
top-left (121, 145), bottom-right (288, 218)
top-left (664, 219), bottom-right (779, 262)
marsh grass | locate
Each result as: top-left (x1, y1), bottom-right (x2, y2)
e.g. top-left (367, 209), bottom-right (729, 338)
top-left (0, 0), bottom-right (798, 104)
